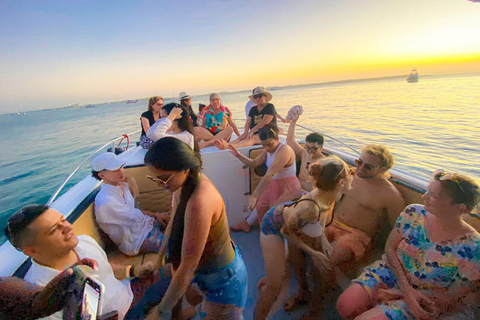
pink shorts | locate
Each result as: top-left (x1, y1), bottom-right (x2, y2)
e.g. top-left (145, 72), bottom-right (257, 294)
top-left (255, 176), bottom-right (302, 222)
top-left (325, 220), bottom-right (372, 260)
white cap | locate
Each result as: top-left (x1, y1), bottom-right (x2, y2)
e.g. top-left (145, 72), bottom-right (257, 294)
top-left (178, 91), bottom-right (191, 100)
top-left (91, 153), bottom-right (125, 172)
top-left (301, 220), bottom-right (324, 237)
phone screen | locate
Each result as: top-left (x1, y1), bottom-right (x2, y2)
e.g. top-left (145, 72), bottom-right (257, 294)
top-left (82, 279), bottom-right (101, 319)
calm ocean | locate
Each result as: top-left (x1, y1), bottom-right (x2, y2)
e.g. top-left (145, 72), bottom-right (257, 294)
top-left (1, 73), bottom-right (479, 245)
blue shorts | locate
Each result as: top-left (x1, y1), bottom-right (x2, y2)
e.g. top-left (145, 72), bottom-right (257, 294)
top-left (140, 222), bottom-right (164, 253)
top-left (261, 201), bottom-right (294, 236)
top-left (193, 244), bottom-right (248, 308)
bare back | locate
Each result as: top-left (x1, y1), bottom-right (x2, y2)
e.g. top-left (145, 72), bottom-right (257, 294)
top-left (334, 174), bottom-right (406, 237)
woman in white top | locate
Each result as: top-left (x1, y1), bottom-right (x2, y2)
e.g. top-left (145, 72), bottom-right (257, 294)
top-left (147, 103), bottom-right (197, 150)
top-left (229, 123), bottom-right (302, 232)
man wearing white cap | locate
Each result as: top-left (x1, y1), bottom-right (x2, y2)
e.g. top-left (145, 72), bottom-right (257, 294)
top-left (178, 91), bottom-right (200, 127)
top-left (91, 153), bottom-right (168, 256)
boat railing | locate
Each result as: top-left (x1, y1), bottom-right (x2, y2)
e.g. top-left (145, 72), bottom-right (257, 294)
top-left (46, 129), bottom-right (142, 206)
top-left (232, 118), bottom-right (361, 156)
top-left (232, 118), bottom-right (427, 193)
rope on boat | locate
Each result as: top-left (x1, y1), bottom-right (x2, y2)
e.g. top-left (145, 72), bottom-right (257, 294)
top-left (47, 130), bottom-right (141, 206)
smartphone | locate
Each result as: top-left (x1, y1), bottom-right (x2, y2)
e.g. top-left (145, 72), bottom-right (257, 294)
top-left (81, 277), bottom-right (104, 320)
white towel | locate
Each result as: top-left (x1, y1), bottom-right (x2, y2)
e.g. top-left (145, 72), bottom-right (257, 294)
top-left (286, 105), bottom-right (303, 122)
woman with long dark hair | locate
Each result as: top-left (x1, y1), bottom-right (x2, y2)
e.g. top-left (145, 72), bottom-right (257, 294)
top-left (144, 137), bottom-right (247, 320)
top-left (140, 96), bottom-right (164, 149)
top-left (147, 103), bottom-right (197, 150)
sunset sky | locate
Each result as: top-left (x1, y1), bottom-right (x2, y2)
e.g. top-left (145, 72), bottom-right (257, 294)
top-left (1, 0), bottom-right (479, 113)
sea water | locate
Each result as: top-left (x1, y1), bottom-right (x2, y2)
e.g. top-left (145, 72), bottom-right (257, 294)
top-left (1, 73), bottom-right (479, 245)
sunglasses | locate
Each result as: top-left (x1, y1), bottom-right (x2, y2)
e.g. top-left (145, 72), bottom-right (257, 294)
top-left (304, 145), bottom-right (319, 152)
top-left (146, 172), bottom-right (177, 186)
top-left (355, 158), bottom-right (378, 171)
top-left (253, 94), bottom-right (264, 99)
top-left (433, 169), bottom-right (468, 197)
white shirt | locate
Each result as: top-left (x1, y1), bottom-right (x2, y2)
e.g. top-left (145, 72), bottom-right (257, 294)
top-left (25, 235), bottom-right (134, 320)
top-left (146, 118), bottom-right (195, 149)
top-left (94, 182), bottom-right (155, 255)
top-left (245, 100), bottom-right (256, 119)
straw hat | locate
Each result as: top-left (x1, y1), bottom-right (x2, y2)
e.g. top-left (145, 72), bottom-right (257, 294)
top-left (248, 86), bottom-right (272, 102)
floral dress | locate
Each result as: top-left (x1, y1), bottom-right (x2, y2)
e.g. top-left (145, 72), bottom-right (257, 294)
top-left (353, 204), bottom-right (480, 320)
top-left (203, 105), bottom-right (232, 134)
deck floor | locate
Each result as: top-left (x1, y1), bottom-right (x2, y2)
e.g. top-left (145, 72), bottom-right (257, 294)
top-left (230, 227), bottom-right (343, 320)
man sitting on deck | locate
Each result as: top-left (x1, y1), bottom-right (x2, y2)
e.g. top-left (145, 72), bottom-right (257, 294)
top-left (92, 152), bottom-right (168, 256)
top-left (286, 144), bottom-right (407, 319)
top-left (286, 114), bottom-right (325, 191)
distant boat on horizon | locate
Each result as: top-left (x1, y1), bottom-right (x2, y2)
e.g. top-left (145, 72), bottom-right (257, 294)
top-left (407, 69), bottom-right (418, 83)
top-left (127, 100), bottom-right (138, 104)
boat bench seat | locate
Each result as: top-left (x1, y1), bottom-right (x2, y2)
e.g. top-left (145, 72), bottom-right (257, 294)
top-left (73, 165), bottom-right (173, 271)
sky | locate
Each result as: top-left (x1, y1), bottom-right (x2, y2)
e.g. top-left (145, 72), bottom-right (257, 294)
top-left (1, 0), bottom-right (479, 113)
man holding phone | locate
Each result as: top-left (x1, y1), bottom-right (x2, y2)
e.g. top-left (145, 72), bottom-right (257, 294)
top-left (5, 204), bottom-right (144, 320)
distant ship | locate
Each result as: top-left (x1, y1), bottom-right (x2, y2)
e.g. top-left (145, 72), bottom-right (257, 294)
top-left (127, 100), bottom-right (138, 104)
top-left (406, 69), bottom-right (418, 83)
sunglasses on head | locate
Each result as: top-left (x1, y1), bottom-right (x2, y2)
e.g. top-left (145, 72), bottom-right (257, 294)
top-left (433, 169), bottom-right (468, 197)
top-left (253, 94), bottom-right (264, 99)
top-left (146, 172), bottom-right (177, 186)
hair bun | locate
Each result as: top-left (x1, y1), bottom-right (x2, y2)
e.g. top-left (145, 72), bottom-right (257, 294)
top-left (309, 162), bottom-right (323, 178)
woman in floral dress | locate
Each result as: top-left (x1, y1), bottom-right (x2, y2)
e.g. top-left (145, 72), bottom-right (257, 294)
top-left (337, 169), bottom-right (480, 320)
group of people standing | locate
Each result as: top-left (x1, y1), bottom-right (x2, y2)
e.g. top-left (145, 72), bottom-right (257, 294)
top-left (2, 85), bottom-right (480, 320)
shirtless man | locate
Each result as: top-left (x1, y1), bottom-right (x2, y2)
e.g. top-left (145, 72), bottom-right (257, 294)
top-left (286, 117), bottom-right (325, 191)
top-left (286, 144), bottom-right (407, 320)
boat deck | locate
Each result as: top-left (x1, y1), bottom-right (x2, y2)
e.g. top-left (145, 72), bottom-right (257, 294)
top-left (231, 227), bottom-right (343, 320)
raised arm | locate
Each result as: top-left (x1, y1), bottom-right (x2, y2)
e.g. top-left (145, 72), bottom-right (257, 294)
top-left (156, 182), bottom-right (213, 314)
top-left (147, 107), bottom-right (182, 141)
top-left (229, 144), bottom-right (266, 168)
top-left (286, 120), bottom-right (304, 156)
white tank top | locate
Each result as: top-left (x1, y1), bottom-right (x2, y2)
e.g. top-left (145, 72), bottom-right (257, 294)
top-left (266, 142), bottom-right (297, 179)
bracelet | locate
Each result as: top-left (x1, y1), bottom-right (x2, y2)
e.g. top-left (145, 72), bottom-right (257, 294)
top-left (159, 266), bottom-right (165, 279)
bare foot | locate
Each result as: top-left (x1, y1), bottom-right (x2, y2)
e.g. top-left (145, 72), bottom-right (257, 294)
top-left (180, 306), bottom-right (197, 320)
top-left (284, 289), bottom-right (310, 312)
top-left (257, 276), bottom-right (267, 290)
top-left (214, 139), bottom-right (229, 150)
top-left (230, 220), bottom-right (251, 233)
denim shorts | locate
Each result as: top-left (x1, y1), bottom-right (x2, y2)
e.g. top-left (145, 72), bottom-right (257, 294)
top-left (193, 243), bottom-right (248, 308)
